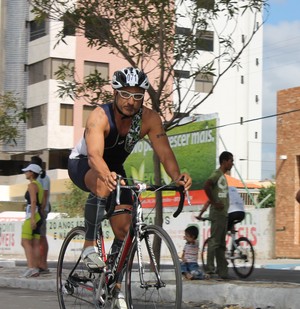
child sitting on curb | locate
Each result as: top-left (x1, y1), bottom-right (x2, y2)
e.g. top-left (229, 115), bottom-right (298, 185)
top-left (180, 225), bottom-right (208, 280)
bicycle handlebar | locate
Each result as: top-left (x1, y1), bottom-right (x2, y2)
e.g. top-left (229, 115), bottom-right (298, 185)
top-left (114, 175), bottom-right (188, 218)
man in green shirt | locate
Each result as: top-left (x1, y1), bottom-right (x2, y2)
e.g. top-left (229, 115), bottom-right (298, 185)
top-left (203, 151), bottom-right (234, 280)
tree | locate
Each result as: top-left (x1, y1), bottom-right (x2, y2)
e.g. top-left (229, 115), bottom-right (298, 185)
top-left (55, 181), bottom-right (88, 217)
top-left (0, 92), bottom-right (27, 145)
top-left (30, 0), bottom-right (268, 227)
top-left (258, 184), bottom-right (275, 208)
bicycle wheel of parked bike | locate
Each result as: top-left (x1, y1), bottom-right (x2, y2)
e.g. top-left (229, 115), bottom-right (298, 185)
top-left (201, 237), bottom-right (211, 272)
top-left (125, 225), bottom-right (182, 309)
top-left (57, 226), bottom-right (100, 308)
top-left (231, 236), bottom-right (255, 278)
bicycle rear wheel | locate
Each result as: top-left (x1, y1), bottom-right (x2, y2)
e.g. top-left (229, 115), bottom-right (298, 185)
top-left (201, 237), bottom-right (211, 272)
top-left (231, 236), bottom-right (255, 278)
top-left (125, 225), bottom-right (182, 309)
top-left (57, 226), bottom-right (105, 308)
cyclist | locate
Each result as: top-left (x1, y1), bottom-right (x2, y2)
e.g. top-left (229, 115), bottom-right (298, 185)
top-left (68, 67), bottom-right (192, 308)
top-left (227, 186), bottom-right (245, 232)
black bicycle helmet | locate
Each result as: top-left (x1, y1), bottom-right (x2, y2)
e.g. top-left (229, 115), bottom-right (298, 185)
top-left (111, 67), bottom-right (149, 90)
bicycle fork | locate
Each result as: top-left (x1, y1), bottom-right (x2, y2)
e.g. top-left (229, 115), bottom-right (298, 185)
top-left (136, 229), bottom-right (165, 289)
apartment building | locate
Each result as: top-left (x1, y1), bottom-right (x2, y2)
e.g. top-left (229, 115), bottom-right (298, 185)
top-left (0, 1), bottom-right (263, 196)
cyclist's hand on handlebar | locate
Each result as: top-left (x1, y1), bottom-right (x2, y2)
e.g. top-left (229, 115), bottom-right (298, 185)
top-left (176, 173), bottom-right (192, 191)
top-left (104, 172), bottom-right (125, 192)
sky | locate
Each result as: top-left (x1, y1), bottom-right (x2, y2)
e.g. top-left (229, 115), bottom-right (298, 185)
top-left (262, 0), bottom-right (300, 179)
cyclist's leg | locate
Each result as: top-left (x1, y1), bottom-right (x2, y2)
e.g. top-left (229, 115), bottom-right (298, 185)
top-left (81, 192), bottom-right (107, 269)
top-left (108, 187), bottom-right (133, 309)
top-left (68, 157), bottom-right (109, 269)
top-left (228, 211), bottom-right (245, 231)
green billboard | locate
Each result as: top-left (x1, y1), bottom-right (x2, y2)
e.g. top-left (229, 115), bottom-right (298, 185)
top-left (124, 114), bottom-right (218, 192)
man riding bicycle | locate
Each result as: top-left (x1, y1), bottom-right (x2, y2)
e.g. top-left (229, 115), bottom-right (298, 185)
top-left (68, 67), bottom-right (192, 308)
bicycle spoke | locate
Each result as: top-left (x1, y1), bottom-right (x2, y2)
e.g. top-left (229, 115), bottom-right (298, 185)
top-left (232, 236), bottom-right (255, 278)
top-left (57, 227), bottom-right (108, 308)
top-left (125, 225), bottom-right (182, 309)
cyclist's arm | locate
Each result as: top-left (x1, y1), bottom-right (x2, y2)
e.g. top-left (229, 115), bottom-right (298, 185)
top-left (146, 110), bottom-right (192, 190)
top-left (85, 107), bottom-right (116, 191)
top-left (196, 200), bottom-right (210, 220)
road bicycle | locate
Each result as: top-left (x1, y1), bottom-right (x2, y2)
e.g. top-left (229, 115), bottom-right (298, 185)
top-left (57, 177), bottom-right (188, 309)
top-left (200, 218), bottom-right (255, 279)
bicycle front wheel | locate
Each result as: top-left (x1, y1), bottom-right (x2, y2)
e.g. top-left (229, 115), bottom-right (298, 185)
top-left (125, 225), bottom-right (182, 309)
top-left (201, 237), bottom-right (211, 272)
top-left (57, 226), bottom-right (100, 308)
top-left (231, 236), bottom-right (255, 278)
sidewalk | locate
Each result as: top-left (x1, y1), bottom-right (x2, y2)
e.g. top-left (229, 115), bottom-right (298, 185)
top-left (1, 258), bottom-right (300, 308)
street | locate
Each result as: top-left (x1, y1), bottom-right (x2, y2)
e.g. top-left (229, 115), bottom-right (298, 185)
top-left (1, 287), bottom-right (58, 309)
top-left (0, 287), bottom-right (214, 309)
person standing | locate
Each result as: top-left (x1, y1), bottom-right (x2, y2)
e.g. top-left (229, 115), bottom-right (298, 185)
top-left (203, 151), bottom-right (234, 280)
top-left (30, 156), bottom-right (51, 274)
top-left (20, 163), bottom-right (44, 278)
top-left (68, 66), bottom-right (192, 308)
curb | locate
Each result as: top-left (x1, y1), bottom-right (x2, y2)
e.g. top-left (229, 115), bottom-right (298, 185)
top-left (0, 260), bottom-right (16, 268)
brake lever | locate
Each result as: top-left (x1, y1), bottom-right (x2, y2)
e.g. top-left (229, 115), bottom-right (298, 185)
top-left (116, 175), bottom-right (122, 205)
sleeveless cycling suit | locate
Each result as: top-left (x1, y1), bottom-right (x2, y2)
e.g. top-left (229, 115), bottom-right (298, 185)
top-left (68, 102), bottom-right (143, 192)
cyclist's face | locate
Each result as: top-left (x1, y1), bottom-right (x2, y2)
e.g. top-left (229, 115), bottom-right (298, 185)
top-left (114, 86), bottom-right (145, 117)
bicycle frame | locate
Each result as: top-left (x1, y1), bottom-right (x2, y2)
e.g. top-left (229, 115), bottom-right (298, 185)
top-left (57, 181), bottom-right (186, 309)
top-left (95, 189), bottom-right (163, 293)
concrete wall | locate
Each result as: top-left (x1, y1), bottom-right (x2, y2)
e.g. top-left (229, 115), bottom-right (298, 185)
top-left (0, 207), bottom-right (275, 261)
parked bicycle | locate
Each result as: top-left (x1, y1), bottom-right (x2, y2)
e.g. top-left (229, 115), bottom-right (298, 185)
top-left (57, 176), bottom-right (188, 309)
top-left (200, 218), bottom-right (255, 278)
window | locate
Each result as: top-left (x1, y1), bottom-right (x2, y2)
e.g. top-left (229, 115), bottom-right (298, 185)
top-left (28, 58), bottom-right (75, 85)
top-left (28, 60), bottom-right (47, 85)
top-left (195, 73), bottom-right (213, 93)
top-left (196, 30), bottom-right (214, 51)
top-left (29, 20), bottom-right (47, 41)
top-left (27, 104), bottom-right (47, 128)
top-left (84, 61), bottom-right (109, 79)
top-left (174, 70), bottom-right (190, 79)
top-left (255, 132), bottom-right (258, 139)
top-left (241, 75), bottom-right (244, 84)
top-left (52, 58), bottom-right (75, 80)
top-left (196, 0), bottom-right (215, 10)
top-left (82, 105), bottom-right (95, 127)
top-left (60, 104), bottom-right (73, 126)
top-left (175, 27), bottom-right (192, 36)
top-left (85, 17), bottom-right (110, 40)
top-left (62, 12), bottom-right (76, 36)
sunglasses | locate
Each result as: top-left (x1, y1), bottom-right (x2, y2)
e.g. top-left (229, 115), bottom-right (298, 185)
top-left (116, 90), bottom-right (145, 101)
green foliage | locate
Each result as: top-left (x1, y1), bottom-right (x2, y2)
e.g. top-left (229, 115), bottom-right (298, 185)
top-left (0, 92), bottom-right (27, 145)
top-left (257, 184), bottom-right (275, 208)
top-left (55, 182), bottom-right (88, 217)
top-left (30, 0), bottom-right (268, 126)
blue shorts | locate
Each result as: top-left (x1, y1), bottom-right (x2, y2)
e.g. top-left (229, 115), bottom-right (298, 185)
top-left (181, 262), bottom-right (205, 280)
top-left (68, 157), bottom-right (133, 209)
